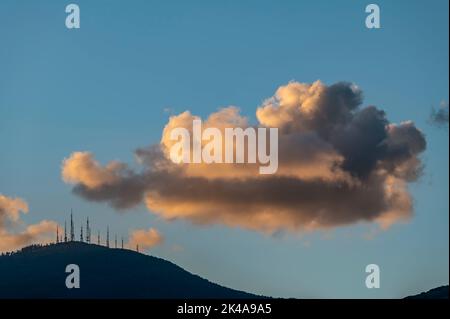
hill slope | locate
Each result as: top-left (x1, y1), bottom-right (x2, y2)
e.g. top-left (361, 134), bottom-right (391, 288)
top-left (0, 242), bottom-right (258, 299)
top-left (405, 285), bottom-right (449, 299)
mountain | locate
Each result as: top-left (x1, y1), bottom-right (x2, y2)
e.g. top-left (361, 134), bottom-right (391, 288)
top-left (405, 285), bottom-right (449, 299)
top-left (0, 242), bottom-right (259, 299)
top-left (1, 242), bottom-right (447, 299)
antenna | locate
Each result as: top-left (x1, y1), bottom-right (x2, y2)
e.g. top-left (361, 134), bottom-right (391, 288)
top-left (97, 230), bottom-right (100, 245)
top-left (86, 217), bottom-right (90, 243)
top-left (121, 237), bottom-right (124, 249)
top-left (136, 244), bottom-right (139, 253)
top-left (106, 226), bottom-right (110, 248)
top-left (115, 234), bottom-right (117, 249)
top-left (80, 225), bottom-right (84, 242)
top-left (64, 220), bottom-right (67, 242)
top-left (56, 225), bottom-right (59, 243)
top-left (70, 209), bottom-right (74, 241)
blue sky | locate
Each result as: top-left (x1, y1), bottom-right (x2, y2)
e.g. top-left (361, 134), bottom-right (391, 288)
top-left (0, 0), bottom-right (448, 298)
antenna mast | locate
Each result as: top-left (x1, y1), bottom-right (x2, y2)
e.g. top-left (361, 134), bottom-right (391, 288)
top-left (70, 209), bottom-right (74, 241)
top-left (64, 220), bottom-right (67, 242)
top-left (106, 226), bottom-right (110, 248)
top-left (87, 217), bottom-right (91, 243)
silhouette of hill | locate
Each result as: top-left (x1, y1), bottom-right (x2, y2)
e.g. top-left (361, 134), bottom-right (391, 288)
top-left (405, 285), bottom-right (449, 299)
top-left (1, 242), bottom-right (447, 299)
top-left (0, 242), bottom-right (260, 299)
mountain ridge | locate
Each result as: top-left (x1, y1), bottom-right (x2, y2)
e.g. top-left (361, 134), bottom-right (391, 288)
top-left (0, 242), bottom-right (447, 299)
top-left (0, 242), bottom-right (261, 299)
top-left (404, 285), bottom-right (448, 299)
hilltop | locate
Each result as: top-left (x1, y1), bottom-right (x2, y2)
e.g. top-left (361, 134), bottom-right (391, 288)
top-left (0, 242), bottom-right (259, 299)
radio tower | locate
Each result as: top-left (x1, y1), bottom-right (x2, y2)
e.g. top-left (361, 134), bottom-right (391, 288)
top-left (106, 226), bottom-right (110, 248)
top-left (86, 217), bottom-right (91, 243)
top-left (80, 225), bottom-right (84, 242)
top-left (121, 237), bottom-right (124, 249)
top-left (64, 220), bottom-right (67, 242)
top-left (70, 210), bottom-right (74, 241)
top-left (115, 234), bottom-right (117, 249)
top-left (56, 225), bottom-right (59, 243)
top-left (97, 230), bottom-right (100, 245)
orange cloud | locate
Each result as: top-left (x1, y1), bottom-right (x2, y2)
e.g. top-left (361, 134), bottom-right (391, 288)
top-left (0, 220), bottom-right (58, 252)
top-left (0, 194), bottom-right (28, 226)
top-left (61, 81), bottom-right (426, 233)
top-left (62, 151), bottom-right (126, 189)
top-left (0, 194), bottom-right (58, 252)
top-left (127, 228), bottom-right (163, 250)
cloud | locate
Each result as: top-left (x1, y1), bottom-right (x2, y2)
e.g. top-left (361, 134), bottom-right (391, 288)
top-left (127, 228), bottom-right (163, 250)
top-left (0, 194), bottom-right (29, 227)
top-left (429, 100), bottom-right (449, 128)
top-left (61, 80), bottom-right (426, 233)
top-left (0, 194), bottom-right (58, 252)
top-left (0, 220), bottom-right (58, 252)
top-left (62, 152), bottom-right (127, 189)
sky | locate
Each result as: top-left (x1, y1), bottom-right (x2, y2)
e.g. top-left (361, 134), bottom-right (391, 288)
top-left (0, 0), bottom-right (448, 298)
